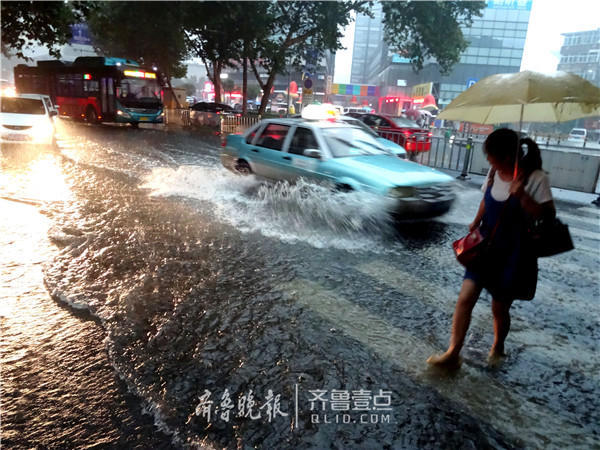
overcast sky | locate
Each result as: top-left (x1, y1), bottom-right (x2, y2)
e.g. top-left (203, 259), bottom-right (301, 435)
top-left (334, 0), bottom-right (600, 84)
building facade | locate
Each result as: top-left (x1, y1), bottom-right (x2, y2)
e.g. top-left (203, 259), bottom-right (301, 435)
top-left (557, 28), bottom-right (600, 87)
top-left (349, 0), bottom-right (532, 110)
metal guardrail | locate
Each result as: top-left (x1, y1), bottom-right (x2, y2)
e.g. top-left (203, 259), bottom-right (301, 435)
top-left (220, 114), bottom-right (262, 135)
top-left (377, 131), bottom-right (600, 195)
top-left (164, 108), bottom-right (191, 127)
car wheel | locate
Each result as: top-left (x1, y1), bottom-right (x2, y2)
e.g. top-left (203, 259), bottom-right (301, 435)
top-left (235, 160), bottom-right (252, 175)
top-left (130, 122), bottom-right (139, 129)
top-left (85, 106), bottom-right (98, 124)
top-left (335, 183), bottom-right (353, 192)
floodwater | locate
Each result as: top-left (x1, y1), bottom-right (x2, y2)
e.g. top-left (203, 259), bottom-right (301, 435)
top-left (1, 121), bottom-right (598, 449)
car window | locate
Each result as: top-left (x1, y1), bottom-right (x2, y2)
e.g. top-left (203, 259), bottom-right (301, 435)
top-left (255, 123), bottom-right (290, 151)
top-left (245, 124), bottom-right (262, 144)
top-left (339, 118), bottom-right (378, 137)
top-left (1, 97), bottom-right (46, 115)
top-left (379, 117), bottom-right (393, 127)
top-left (288, 127), bottom-right (319, 155)
top-left (391, 117), bottom-right (419, 128)
top-left (322, 126), bottom-right (387, 158)
top-left (362, 115), bottom-right (378, 126)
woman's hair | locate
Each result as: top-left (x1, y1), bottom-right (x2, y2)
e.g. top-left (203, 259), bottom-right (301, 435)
top-left (484, 128), bottom-right (542, 175)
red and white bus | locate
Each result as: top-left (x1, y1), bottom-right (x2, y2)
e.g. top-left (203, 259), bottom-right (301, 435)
top-left (14, 56), bottom-right (164, 127)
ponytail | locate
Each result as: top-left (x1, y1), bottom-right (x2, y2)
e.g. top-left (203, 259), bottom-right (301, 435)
top-left (519, 137), bottom-right (542, 175)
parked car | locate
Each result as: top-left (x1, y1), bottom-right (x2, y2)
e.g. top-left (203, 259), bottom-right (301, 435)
top-left (359, 113), bottom-right (432, 153)
top-left (1, 93), bottom-right (57, 148)
top-left (336, 115), bottom-right (407, 159)
top-left (567, 128), bottom-right (587, 146)
top-left (190, 102), bottom-right (236, 127)
top-left (220, 113), bottom-right (455, 219)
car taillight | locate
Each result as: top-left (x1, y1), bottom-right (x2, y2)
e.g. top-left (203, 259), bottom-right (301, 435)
top-left (428, 132), bottom-right (432, 137)
top-left (221, 136), bottom-right (227, 147)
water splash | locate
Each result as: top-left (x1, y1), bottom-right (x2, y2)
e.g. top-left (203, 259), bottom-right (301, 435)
top-left (141, 166), bottom-right (398, 252)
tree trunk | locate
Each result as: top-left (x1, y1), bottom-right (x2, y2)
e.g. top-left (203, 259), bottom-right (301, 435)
top-left (213, 61), bottom-right (222, 103)
top-left (242, 57), bottom-right (248, 115)
top-left (165, 78), bottom-right (182, 109)
top-left (258, 72), bottom-right (277, 116)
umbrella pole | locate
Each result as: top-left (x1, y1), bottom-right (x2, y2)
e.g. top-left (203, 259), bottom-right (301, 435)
top-left (514, 104), bottom-right (524, 180)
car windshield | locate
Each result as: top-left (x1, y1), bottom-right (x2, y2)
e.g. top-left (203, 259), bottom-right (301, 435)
top-left (339, 118), bottom-right (379, 137)
top-left (322, 126), bottom-right (388, 157)
top-left (1, 97), bottom-right (46, 115)
top-left (391, 117), bottom-right (420, 128)
top-left (570, 129), bottom-right (585, 136)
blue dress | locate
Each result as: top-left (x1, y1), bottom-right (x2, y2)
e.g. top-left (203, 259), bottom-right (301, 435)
top-left (464, 183), bottom-right (538, 301)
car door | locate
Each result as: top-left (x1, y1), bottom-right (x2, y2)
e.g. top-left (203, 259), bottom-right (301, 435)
top-left (279, 126), bottom-right (324, 182)
top-left (251, 123), bottom-right (292, 179)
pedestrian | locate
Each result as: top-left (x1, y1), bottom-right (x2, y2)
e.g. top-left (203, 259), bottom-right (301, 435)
top-left (427, 128), bottom-right (555, 368)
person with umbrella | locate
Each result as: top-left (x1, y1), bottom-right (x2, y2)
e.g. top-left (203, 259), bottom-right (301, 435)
top-left (427, 70), bottom-right (599, 368)
top-left (427, 128), bottom-right (555, 368)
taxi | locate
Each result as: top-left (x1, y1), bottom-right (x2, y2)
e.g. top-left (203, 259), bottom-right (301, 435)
top-left (221, 104), bottom-right (455, 219)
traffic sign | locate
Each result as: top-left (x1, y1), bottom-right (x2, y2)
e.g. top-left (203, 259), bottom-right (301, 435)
top-left (466, 78), bottom-right (478, 89)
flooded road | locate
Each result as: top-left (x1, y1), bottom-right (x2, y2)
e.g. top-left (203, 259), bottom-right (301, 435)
top-left (1, 121), bottom-right (599, 449)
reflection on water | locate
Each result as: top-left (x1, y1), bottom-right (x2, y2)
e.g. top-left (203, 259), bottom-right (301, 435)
top-left (2, 125), bottom-right (598, 448)
top-left (1, 147), bottom-right (72, 204)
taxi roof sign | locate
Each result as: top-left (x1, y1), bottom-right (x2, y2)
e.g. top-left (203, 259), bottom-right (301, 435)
top-left (301, 103), bottom-right (341, 120)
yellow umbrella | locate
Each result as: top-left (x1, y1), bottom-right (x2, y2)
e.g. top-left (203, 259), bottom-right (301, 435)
top-left (438, 70), bottom-right (600, 126)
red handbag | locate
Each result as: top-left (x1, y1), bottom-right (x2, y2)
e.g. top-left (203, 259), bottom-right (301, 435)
top-left (452, 228), bottom-right (486, 266)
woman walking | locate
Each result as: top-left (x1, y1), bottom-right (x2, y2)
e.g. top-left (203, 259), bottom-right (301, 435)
top-left (428, 128), bottom-right (555, 368)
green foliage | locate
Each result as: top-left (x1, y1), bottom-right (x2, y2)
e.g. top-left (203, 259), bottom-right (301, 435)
top-left (86, 1), bottom-right (188, 80)
top-left (382, 1), bottom-right (485, 74)
top-left (250, 1), bottom-right (370, 113)
top-left (246, 84), bottom-right (261, 100)
top-left (222, 78), bottom-right (235, 93)
top-left (1, 1), bottom-right (88, 59)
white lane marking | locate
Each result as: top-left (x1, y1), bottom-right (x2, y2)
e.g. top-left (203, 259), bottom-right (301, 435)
top-left (281, 279), bottom-right (596, 449)
top-left (558, 212), bottom-right (600, 228)
top-left (578, 206), bottom-right (600, 216)
top-left (569, 226), bottom-right (600, 241)
top-left (358, 261), bottom-right (599, 367)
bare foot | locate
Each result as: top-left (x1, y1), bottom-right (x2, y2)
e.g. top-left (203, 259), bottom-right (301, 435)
top-left (487, 349), bottom-right (507, 367)
top-left (427, 352), bottom-right (462, 369)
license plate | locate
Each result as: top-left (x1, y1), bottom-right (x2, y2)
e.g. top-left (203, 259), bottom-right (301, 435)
top-left (417, 136), bottom-right (424, 141)
top-left (140, 117), bottom-right (149, 121)
top-left (4, 133), bottom-right (29, 141)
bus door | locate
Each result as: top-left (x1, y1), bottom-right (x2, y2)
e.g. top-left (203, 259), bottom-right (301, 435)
top-left (100, 77), bottom-right (115, 115)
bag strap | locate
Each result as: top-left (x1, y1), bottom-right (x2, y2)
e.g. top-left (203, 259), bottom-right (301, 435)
top-left (486, 168), bottom-right (509, 242)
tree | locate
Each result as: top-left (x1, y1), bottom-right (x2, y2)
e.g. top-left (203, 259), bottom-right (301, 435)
top-left (382, 1), bottom-right (485, 74)
top-left (86, 2), bottom-right (188, 83)
top-left (249, 1), bottom-right (370, 115)
top-left (183, 2), bottom-right (248, 104)
top-left (1, 1), bottom-right (89, 59)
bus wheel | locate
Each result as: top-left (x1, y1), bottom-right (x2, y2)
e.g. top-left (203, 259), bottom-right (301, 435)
top-left (85, 107), bottom-right (98, 124)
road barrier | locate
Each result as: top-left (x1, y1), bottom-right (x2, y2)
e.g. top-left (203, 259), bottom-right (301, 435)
top-left (405, 134), bottom-right (600, 195)
top-left (164, 108), bottom-right (191, 127)
top-left (220, 114), bottom-right (262, 136)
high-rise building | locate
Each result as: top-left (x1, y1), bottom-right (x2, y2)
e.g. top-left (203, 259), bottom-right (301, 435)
top-left (350, 2), bottom-right (385, 85)
top-left (350, 0), bottom-right (532, 110)
top-left (557, 28), bottom-right (600, 87)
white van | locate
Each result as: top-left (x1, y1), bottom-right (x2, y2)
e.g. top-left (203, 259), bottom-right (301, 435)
top-left (568, 128), bottom-right (587, 145)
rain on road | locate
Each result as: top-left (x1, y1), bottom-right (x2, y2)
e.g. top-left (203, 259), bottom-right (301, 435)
top-left (1, 121), bottom-right (598, 449)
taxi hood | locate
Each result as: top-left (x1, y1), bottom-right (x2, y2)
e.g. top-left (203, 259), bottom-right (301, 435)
top-left (331, 154), bottom-right (454, 187)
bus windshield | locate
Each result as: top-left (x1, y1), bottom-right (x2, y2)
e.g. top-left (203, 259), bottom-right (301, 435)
top-left (117, 77), bottom-right (161, 107)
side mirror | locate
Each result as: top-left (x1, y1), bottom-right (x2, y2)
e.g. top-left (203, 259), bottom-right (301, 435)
top-left (303, 148), bottom-right (321, 159)
top-left (49, 110), bottom-right (58, 117)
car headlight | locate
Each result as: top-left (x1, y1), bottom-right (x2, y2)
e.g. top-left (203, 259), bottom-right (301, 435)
top-left (31, 121), bottom-right (54, 141)
top-left (117, 110), bottom-right (131, 118)
top-left (389, 186), bottom-right (416, 198)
